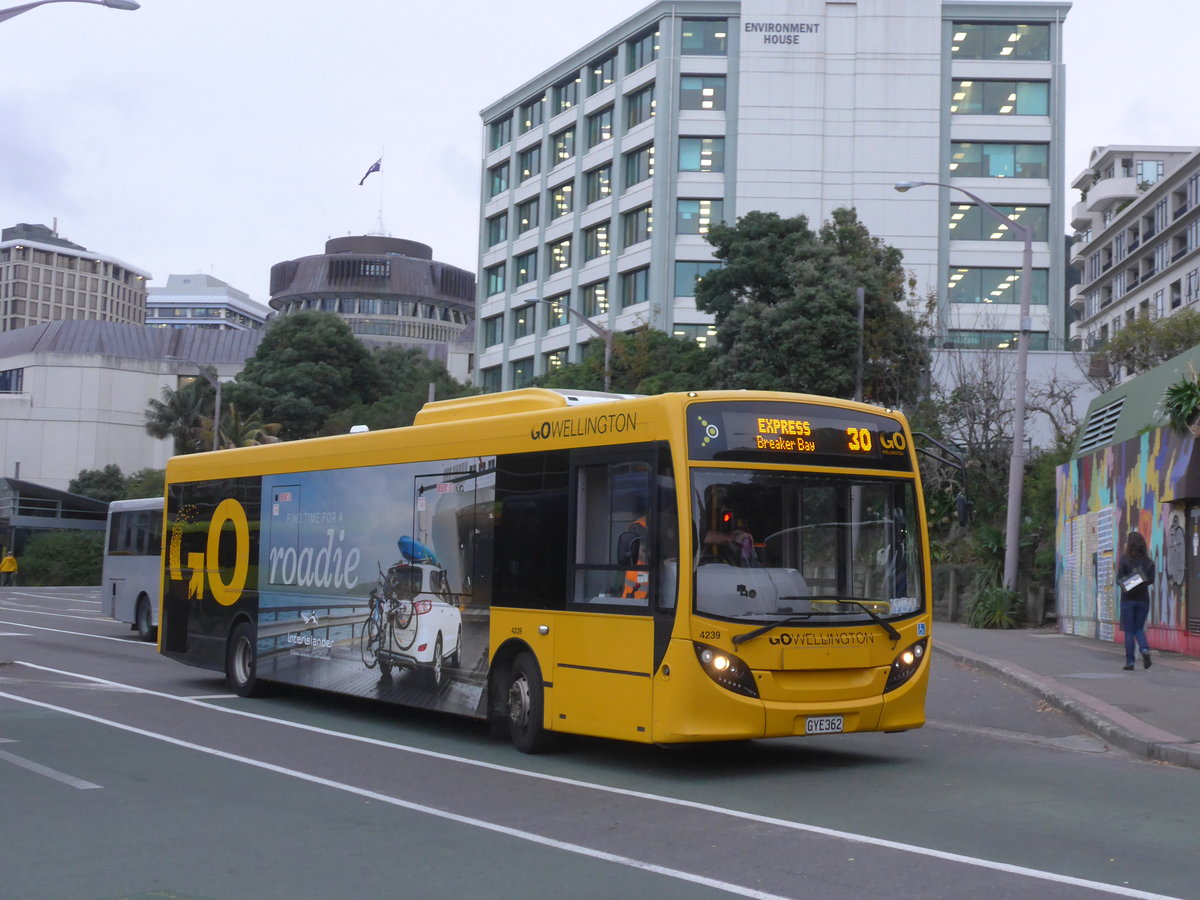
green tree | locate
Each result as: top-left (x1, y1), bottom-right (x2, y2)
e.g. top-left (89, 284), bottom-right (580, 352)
top-left (534, 328), bottom-right (717, 394)
top-left (69, 464), bottom-right (127, 502)
top-left (144, 380), bottom-right (208, 454)
top-left (18, 530), bottom-right (105, 586)
top-left (123, 468), bottom-right (165, 499)
top-left (1089, 309), bottom-right (1200, 389)
top-left (231, 311), bottom-right (386, 440)
top-left (695, 209), bottom-right (929, 408)
top-left (324, 346), bottom-right (477, 433)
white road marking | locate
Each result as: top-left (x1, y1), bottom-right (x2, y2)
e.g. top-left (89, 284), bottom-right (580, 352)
top-left (0, 689), bottom-right (785, 900)
top-left (0, 746), bottom-right (102, 789)
top-left (8, 661), bottom-right (1181, 900)
top-left (0, 607), bottom-right (110, 623)
top-left (0, 632), bottom-right (33, 637)
top-left (0, 620), bottom-right (152, 645)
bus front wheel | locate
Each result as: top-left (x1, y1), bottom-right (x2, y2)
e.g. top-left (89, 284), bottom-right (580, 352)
top-left (226, 621), bottom-right (266, 698)
top-left (506, 652), bottom-right (553, 754)
top-left (135, 595), bottom-right (157, 642)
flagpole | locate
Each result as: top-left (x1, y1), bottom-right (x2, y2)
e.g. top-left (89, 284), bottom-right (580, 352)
top-left (376, 147), bottom-right (385, 235)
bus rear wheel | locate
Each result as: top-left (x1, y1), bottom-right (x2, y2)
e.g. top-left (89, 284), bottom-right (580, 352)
top-left (506, 652), bottom-right (553, 754)
top-left (135, 595), bottom-right (157, 642)
top-left (226, 621), bottom-right (266, 698)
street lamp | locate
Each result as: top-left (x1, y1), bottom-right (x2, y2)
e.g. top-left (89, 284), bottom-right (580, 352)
top-left (536, 297), bottom-right (614, 392)
top-left (166, 355), bottom-right (222, 453)
top-left (0, 0), bottom-right (138, 24)
top-left (894, 179), bottom-right (1033, 592)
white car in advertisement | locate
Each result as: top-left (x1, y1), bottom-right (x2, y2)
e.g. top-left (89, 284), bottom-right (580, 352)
top-left (361, 562), bottom-right (461, 688)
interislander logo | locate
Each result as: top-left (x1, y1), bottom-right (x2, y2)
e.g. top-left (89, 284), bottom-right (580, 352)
top-left (696, 415), bottom-right (720, 446)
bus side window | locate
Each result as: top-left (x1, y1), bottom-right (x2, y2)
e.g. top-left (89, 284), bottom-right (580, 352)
top-left (572, 459), bottom-right (652, 610)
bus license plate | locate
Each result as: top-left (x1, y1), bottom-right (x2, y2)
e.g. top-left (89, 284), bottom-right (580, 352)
top-left (805, 715), bottom-right (844, 735)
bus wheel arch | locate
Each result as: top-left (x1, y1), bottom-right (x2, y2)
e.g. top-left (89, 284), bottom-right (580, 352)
top-left (225, 616), bottom-right (268, 698)
top-left (493, 643), bottom-right (555, 754)
top-left (134, 594), bottom-right (157, 642)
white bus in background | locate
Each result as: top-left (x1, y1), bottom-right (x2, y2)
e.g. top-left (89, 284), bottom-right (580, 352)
top-left (102, 497), bottom-right (163, 641)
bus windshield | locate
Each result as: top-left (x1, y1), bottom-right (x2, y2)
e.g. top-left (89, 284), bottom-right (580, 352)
top-left (692, 468), bottom-right (923, 625)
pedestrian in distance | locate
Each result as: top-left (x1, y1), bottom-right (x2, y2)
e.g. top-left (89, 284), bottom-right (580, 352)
top-left (0, 550), bottom-right (16, 587)
top-left (1117, 531), bottom-right (1154, 671)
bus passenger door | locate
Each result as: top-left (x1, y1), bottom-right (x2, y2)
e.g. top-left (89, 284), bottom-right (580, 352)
top-left (553, 451), bottom-right (656, 742)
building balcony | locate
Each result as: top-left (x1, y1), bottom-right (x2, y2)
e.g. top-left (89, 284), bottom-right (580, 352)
top-left (1068, 283), bottom-right (1085, 313)
top-left (1076, 176), bottom-right (1139, 217)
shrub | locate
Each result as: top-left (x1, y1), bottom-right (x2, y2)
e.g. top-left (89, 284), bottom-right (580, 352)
top-left (967, 585), bottom-right (1022, 629)
top-left (18, 530), bottom-right (105, 586)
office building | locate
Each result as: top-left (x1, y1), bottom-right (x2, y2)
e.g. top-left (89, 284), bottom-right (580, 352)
top-left (269, 235), bottom-right (476, 382)
top-left (147, 274), bottom-right (272, 331)
top-left (1070, 145), bottom-right (1200, 369)
top-left (0, 223), bottom-right (151, 333)
top-left (477, 0), bottom-right (1070, 391)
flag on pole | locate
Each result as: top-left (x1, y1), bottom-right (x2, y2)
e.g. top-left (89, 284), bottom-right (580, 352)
top-left (358, 158), bottom-right (382, 186)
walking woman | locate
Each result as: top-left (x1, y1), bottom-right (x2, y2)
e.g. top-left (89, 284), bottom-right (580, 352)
top-left (1117, 531), bottom-right (1154, 671)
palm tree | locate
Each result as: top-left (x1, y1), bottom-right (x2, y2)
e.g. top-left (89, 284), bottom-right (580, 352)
top-left (199, 403), bottom-right (282, 449)
top-left (144, 383), bottom-right (206, 454)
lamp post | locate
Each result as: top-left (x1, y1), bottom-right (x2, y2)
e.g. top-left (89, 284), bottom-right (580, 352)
top-left (536, 297), bottom-right (614, 392)
top-left (166, 355), bottom-right (222, 453)
top-left (894, 179), bottom-right (1033, 592)
top-left (0, 0), bottom-right (138, 24)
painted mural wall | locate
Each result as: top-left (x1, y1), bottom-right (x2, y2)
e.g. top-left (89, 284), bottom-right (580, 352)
top-left (1056, 426), bottom-right (1198, 656)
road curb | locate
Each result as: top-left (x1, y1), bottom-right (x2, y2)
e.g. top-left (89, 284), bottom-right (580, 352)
top-left (934, 641), bottom-right (1200, 771)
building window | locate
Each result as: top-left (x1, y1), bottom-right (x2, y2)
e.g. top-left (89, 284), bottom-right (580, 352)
top-left (585, 164), bottom-right (613, 204)
top-left (481, 366), bottom-right (502, 392)
top-left (950, 80), bottom-right (1048, 116)
top-left (949, 142), bottom-right (1048, 178)
top-left (544, 293), bottom-right (569, 329)
top-left (582, 280), bottom-right (609, 316)
top-left (677, 199), bottom-right (723, 235)
top-left (673, 322), bottom-right (716, 348)
top-left (623, 144), bottom-right (655, 189)
top-left (950, 23), bottom-right (1050, 61)
top-left (488, 162), bottom-right (509, 197)
top-left (519, 95), bottom-right (545, 133)
top-left (679, 137), bottom-right (725, 173)
top-left (584, 221), bottom-right (611, 261)
top-left (947, 204), bottom-right (1048, 241)
top-left (0, 367), bottom-right (23, 393)
top-left (486, 213), bottom-right (508, 247)
top-left (518, 145), bottom-right (541, 182)
top-left (944, 329), bottom-right (1049, 350)
top-left (947, 267), bottom-right (1049, 305)
top-left (586, 107), bottom-right (614, 148)
top-left (549, 182), bottom-right (574, 219)
top-left (627, 27), bottom-right (659, 72)
top-left (517, 197), bottom-right (540, 233)
top-left (511, 358), bottom-right (534, 388)
top-left (621, 267), bottom-right (649, 308)
top-left (587, 52), bottom-right (616, 94)
top-left (553, 75), bottom-right (579, 114)
top-left (675, 260), bottom-right (721, 296)
top-left (680, 75), bottom-right (725, 110)
top-left (626, 84), bottom-right (655, 128)
top-left (488, 115), bottom-right (512, 151)
top-left (548, 237), bottom-right (572, 274)
top-left (512, 304), bottom-right (535, 339)
top-left (483, 315), bottom-right (504, 346)
top-left (681, 18), bottom-right (727, 55)
top-left (544, 349), bottom-right (567, 371)
top-left (622, 205), bottom-right (653, 248)
top-left (553, 127), bottom-right (576, 164)
top-left (485, 264), bottom-right (506, 296)
top-left (1137, 159), bottom-right (1165, 187)
top-left (515, 250), bottom-right (538, 286)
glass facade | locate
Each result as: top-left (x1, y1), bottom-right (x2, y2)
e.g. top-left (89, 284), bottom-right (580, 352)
top-left (949, 142), bottom-right (1048, 178)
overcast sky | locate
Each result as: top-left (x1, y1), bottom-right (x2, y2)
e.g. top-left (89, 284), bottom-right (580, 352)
top-left (2, 0), bottom-right (1195, 308)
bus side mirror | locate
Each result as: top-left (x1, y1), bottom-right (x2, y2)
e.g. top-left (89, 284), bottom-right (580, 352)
top-left (956, 492), bottom-right (971, 528)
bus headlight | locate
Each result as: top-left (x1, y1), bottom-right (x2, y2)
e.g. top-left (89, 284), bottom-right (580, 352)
top-left (693, 642), bottom-right (759, 698)
top-left (884, 637), bottom-right (928, 693)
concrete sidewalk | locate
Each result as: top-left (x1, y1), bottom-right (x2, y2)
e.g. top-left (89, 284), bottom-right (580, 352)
top-left (934, 621), bottom-right (1200, 770)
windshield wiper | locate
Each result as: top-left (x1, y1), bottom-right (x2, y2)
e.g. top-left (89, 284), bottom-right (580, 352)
top-left (809, 597), bottom-right (901, 641)
top-left (731, 615), bottom-right (813, 646)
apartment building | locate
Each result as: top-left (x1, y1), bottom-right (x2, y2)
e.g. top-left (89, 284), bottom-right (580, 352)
top-left (147, 273), bottom-right (272, 332)
top-left (476, 0), bottom-right (1070, 391)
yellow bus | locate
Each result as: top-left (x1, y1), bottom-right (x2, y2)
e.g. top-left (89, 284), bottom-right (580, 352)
top-left (159, 388), bottom-right (931, 752)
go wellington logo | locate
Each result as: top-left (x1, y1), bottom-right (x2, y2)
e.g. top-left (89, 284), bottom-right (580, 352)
top-left (696, 415), bottom-right (720, 447)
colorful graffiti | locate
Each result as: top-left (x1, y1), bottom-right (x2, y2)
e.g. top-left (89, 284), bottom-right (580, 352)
top-left (1057, 425), bottom-right (1197, 655)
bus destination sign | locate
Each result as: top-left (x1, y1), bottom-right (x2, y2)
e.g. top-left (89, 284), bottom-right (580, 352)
top-left (688, 401), bottom-right (912, 470)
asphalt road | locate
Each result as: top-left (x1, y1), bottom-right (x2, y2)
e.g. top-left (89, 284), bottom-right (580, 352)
top-left (0, 587), bottom-right (1195, 900)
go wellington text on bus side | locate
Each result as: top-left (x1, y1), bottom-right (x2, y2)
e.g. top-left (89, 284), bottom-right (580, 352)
top-left (157, 388), bottom-right (933, 753)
